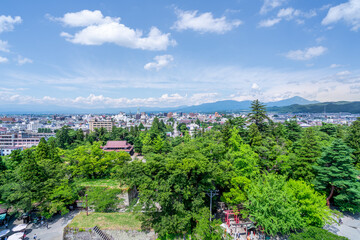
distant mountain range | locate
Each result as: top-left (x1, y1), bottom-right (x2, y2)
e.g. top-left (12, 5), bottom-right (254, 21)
top-left (173, 96), bottom-right (319, 113)
top-left (268, 101), bottom-right (360, 114)
top-left (0, 96), bottom-right (319, 114)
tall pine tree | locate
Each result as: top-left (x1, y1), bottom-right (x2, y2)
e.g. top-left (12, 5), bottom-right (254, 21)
top-left (248, 99), bottom-right (268, 133)
top-left (292, 128), bottom-right (321, 182)
top-left (313, 139), bottom-right (360, 212)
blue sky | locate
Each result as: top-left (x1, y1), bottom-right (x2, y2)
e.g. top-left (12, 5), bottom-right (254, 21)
top-left (0, 0), bottom-right (360, 109)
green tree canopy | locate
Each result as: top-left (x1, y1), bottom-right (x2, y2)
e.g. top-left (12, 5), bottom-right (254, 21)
top-left (346, 118), bottom-right (360, 168)
top-left (313, 139), bottom-right (360, 212)
top-left (246, 174), bottom-right (333, 236)
top-left (292, 128), bottom-right (321, 182)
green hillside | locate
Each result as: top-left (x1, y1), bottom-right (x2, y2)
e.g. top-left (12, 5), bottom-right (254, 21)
top-left (268, 101), bottom-right (360, 113)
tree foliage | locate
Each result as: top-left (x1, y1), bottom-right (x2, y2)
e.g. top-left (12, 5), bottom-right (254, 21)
top-left (246, 174), bottom-right (333, 236)
top-left (313, 139), bottom-right (360, 212)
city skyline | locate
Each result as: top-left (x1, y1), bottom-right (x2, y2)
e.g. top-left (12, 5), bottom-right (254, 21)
top-left (1, 0), bottom-right (360, 110)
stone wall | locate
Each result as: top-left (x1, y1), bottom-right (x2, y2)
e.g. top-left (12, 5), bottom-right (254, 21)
top-left (63, 227), bottom-right (157, 240)
top-left (117, 186), bottom-right (138, 208)
top-left (104, 230), bottom-right (157, 240)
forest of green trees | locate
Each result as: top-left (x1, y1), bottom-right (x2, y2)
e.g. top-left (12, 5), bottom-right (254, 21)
top-left (1, 100), bottom-right (360, 239)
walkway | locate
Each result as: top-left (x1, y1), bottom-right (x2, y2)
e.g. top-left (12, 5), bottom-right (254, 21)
top-left (25, 210), bottom-right (79, 240)
top-left (324, 213), bottom-right (360, 240)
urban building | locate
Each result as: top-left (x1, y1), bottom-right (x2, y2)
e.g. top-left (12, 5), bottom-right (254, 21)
top-left (0, 146), bottom-right (23, 156)
top-left (89, 120), bottom-right (114, 132)
top-left (0, 117), bottom-right (16, 123)
top-left (0, 132), bottom-right (40, 148)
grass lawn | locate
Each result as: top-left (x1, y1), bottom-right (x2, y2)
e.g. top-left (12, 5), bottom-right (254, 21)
top-left (68, 212), bottom-right (142, 230)
top-left (77, 179), bottom-right (129, 190)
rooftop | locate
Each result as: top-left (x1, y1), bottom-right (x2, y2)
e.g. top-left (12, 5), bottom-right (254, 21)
top-left (103, 141), bottom-right (132, 148)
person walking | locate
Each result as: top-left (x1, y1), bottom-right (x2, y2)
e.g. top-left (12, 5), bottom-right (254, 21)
top-left (33, 233), bottom-right (37, 239)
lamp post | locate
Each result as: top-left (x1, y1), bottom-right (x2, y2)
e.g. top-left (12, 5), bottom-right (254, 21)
top-left (206, 189), bottom-right (219, 222)
top-left (85, 194), bottom-right (88, 216)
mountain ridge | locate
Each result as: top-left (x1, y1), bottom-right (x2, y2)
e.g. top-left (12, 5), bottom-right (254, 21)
top-left (268, 101), bottom-right (360, 114)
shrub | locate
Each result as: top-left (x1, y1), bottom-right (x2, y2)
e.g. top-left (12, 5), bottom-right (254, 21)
top-left (289, 227), bottom-right (348, 240)
top-left (85, 187), bottom-right (123, 212)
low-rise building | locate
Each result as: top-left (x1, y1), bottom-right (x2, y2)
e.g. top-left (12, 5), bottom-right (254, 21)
top-left (101, 141), bottom-right (134, 155)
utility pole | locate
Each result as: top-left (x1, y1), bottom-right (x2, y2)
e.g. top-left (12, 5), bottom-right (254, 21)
top-left (85, 194), bottom-right (88, 216)
top-left (206, 189), bottom-right (219, 222)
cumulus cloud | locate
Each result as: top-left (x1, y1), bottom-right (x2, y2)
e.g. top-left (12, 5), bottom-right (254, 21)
top-left (144, 55), bottom-right (173, 71)
top-left (54, 10), bottom-right (176, 50)
top-left (0, 15), bottom-right (22, 33)
top-left (0, 40), bottom-right (9, 52)
top-left (0, 56), bottom-right (8, 63)
top-left (17, 56), bottom-right (33, 65)
top-left (285, 46), bottom-right (327, 61)
top-left (53, 10), bottom-right (116, 27)
top-left (172, 9), bottom-right (242, 34)
top-left (260, 0), bottom-right (287, 14)
top-left (258, 18), bottom-right (281, 27)
top-left (322, 0), bottom-right (360, 31)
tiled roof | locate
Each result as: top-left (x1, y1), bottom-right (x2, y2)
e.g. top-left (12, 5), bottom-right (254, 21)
top-left (104, 141), bottom-right (131, 148)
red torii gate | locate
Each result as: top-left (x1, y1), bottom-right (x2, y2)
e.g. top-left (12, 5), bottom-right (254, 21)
top-left (224, 210), bottom-right (239, 227)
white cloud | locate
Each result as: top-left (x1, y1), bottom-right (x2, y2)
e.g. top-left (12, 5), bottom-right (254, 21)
top-left (258, 18), bottom-right (281, 27)
top-left (260, 0), bottom-right (287, 14)
top-left (0, 92), bottom-right (220, 109)
top-left (336, 70), bottom-right (351, 76)
top-left (322, 0), bottom-right (360, 31)
top-left (0, 15), bottom-right (22, 33)
top-left (4, 64), bottom-right (360, 106)
top-left (330, 64), bottom-right (341, 68)
top-left (55, 10), bottom-right (176, 51)
top-left (277, 8), bottom-right (300, 19)
top-left (320, 4), bottom-right (332, 11)
top-left (54, 10), bottom-right (117, 27)
top-left (0, 40), bottom-right (9, 52)
top-left (316, 37), bottom-right (326, 43)
top-left (144, 55), bottom-right (174, 71)
top-left (60, 32), bottom-right (73, 38)
top-left (259, 7), bottom-right (316, 27)
top-left (251, 83), bottom-right (260, 90)
top-left (285, 46), bottom-right (327, 61)
top-left (172, 9), bottom-right (242, 34)
top-left (17, 56), bottom-right (33, 65)
top-left (0, 56), bottom-right (8, 63)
